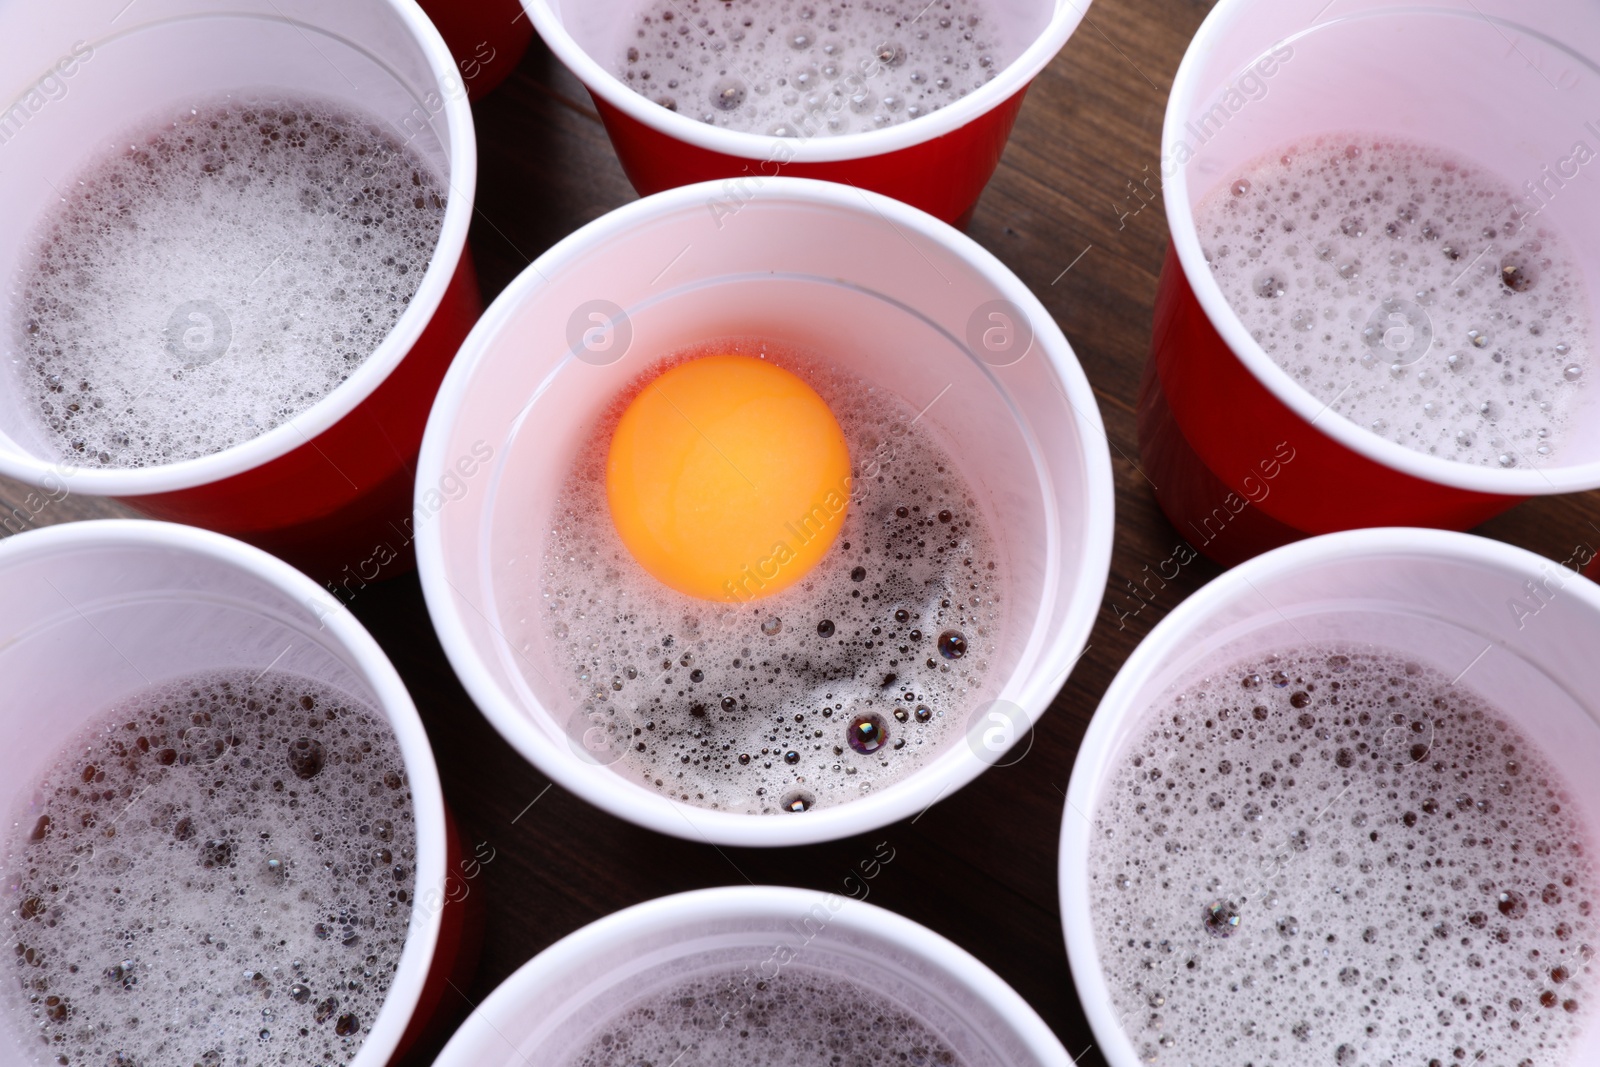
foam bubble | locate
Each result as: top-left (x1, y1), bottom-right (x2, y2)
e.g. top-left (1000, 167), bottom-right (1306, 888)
top-left (1197, 136), bottom-right (1593, 467)
top-left (565, 965), bottom-right (965, 1065)
top-left (1, 670), bottom-right (417, 1066)
top-left (1089, 646), bottom-right (1598, 1064)
top-left (617, 0), bottom-right (1014, 135)
top-left (507, 337), bottom-right (1008, 813)
top-left (8, 94), bottom-right (447, 467)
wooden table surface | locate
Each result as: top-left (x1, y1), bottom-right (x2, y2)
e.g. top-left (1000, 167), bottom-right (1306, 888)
top-left (6, 3), bottom-right (1600, 1064)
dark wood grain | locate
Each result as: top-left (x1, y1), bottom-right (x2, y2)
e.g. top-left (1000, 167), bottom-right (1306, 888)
top-left (5, 4), bottom-right (1600, 1063)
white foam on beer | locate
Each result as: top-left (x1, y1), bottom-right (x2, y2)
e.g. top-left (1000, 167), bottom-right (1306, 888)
top-left (1197, 135), bottom-right (1593, 468)
top-left (1, 670), bottom-right (418, 1067)
top-left (506, 338), bottom-right (1006, 814)
top-left (1089, 647), bottom-right (1598, 1066)
top-left (564, 965), bottom-right (967, 1065)
top-left (618, 0), bottom-right (1014, 136)
top-left (8, 94), bottom-right (447, 467)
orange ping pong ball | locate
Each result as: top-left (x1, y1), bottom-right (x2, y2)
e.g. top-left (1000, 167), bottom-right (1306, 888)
top-left (606, 354), bottom-right (852, 601)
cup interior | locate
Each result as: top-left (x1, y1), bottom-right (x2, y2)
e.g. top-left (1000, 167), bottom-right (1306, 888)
top-left (432, 886), bottom-right (1064, 1066)
top-left (527, 0), bottom-right (1074, 157)
top-left (1082, 544), bottom-right (1600, 802)
top-left (550, 0), bottom-right (1056, 77)
top-left (0, 0), bottom-right (468, 492)
top-left (1165, 0), bottom-right (1600, 486)
top-left (420, 179), bottom-right (1111, 844)
top-left (1061, 530), bottom-right (1600, 1066)
top-left (0, 522), bottom-right (446, 1067)
top-left (491, 280), bottom-right (1050, 753)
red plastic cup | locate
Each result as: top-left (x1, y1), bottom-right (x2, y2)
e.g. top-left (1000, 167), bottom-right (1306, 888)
top-left (417, 0), bottom-right (535, 100)
top-left (415, 177), bottom-right (1114, 846)
top-left (1141, 0), bottom-right (1600, 567)
top-left (0, 520), bottom-right (473, 1066)
top-left (521, 0), bottom-right (1091, 226)
top-left (0, 0), bottom-right (479, 579)
top-left (1061, 527), bottom-right (1600, 1064)
top-left (434, 887), bottom-right (1069, 1065)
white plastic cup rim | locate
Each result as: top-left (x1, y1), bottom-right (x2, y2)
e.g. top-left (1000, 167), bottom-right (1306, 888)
top-left (521, 0), bottom-right (1092, 164)
top-left (416, 176), bottom-right (1114, 848)
top-left (1162, 1), bottom-right (1600, 496)
top-left (1057, 525), bottom-right (1600, 1067)
top-left (0, 518), bottom-right (448, 1067)
top-left (0, 2), bottom-right (476, 500)
top-left (433, 884), bottom-right (1070, 1066)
